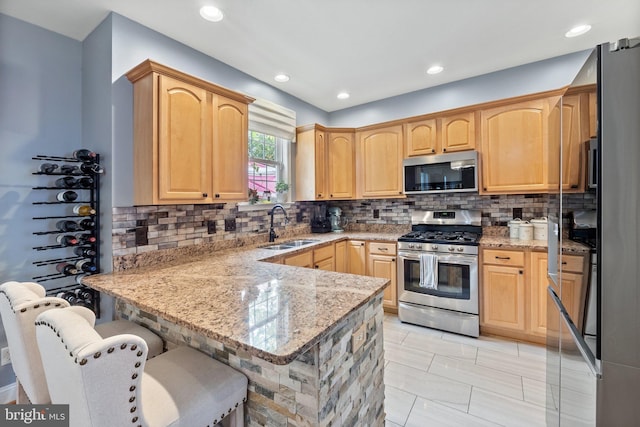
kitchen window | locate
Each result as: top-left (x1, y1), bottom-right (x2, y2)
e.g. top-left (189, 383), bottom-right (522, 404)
top-left (244, 98), bottom-right (296, 206)
top-left (248, 131), bottom-right (288, 200)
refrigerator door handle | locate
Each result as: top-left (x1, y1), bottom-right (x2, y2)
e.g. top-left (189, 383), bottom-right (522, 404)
top-left (547, 286), bottom-right (602, 378)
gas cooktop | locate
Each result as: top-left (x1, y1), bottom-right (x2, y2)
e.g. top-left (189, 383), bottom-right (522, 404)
top-left (399, 230), bottom-right (481, 245)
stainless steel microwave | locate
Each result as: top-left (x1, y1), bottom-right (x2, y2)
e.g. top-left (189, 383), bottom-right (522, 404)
top-left (403, 151), bottom-right (478, 194)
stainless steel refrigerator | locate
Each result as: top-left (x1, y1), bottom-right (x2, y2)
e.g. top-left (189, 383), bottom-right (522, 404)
top-left (546, 37), bottom-right (640, 426)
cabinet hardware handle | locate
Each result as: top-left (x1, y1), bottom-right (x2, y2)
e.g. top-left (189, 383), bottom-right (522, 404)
top-left (392, 258), bottom-right (395, 262)
top-left (495, 256), bottom-right (511, 260)
top-left (562, 261), bottom-right (567, 265)
top-left (443, 148), bottom-right (447, 152)
top-left (431, 149), bottom-right (435, 153)
top-left (202, 193), bottom-right (208, 197)
top-left (330, 194), bottom-right (333, 197)
top-left (483, 188), bottom-right (487, 191)
top-left (315, 265), bottom-right (319, 269)
top-left (318, 194), bottom-right (322, 197)
top-left (571, 185), bottom-right (578, 188)
top-left (378, 247), bottom-right (388, 251)
top-left (519, 270), bottom-right (523, 274)
top-left (215, 194), bottom-right (220, 198)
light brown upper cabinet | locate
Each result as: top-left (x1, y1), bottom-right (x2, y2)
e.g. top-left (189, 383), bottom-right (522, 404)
top-left (295, 125), bottom-right (355, 201)
top-left (126, 60), bottom-right (254, 205)
top-left (478, 97), bottom-right (558, 194)
top-left (356, 125), bottom-right (404, 198)
top-left (560, 94), bottom-right (589, 192)
top-left (405, 111), bottom-right (476, 157)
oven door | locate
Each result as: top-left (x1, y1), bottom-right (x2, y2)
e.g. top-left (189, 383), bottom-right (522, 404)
top-left (397, 251), bottom-right (478, 314)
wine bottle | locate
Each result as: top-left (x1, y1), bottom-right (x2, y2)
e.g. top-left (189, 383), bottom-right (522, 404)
top-left (78, 218), bottom-right (96, 230)
top-left (74, 246), bottom-right (96, 257)
top-left (56, 190), bottom-right (78, 202)
top-left (73, 205), bottom-right (96, 216)
top-left (60, 164), bottom-right (81, 175)
top-left (56, 291), bottom-right (78, 304)
top-left (72, 149), bottom-right (97, 162)
top-left (75, 259), bottom-right (97, 273)
top-left (55, 220), bottom-right (80, 232)
top-left (76, 233), bottom-right (97, 245)
top-left (39, 163), bottom-right (58, 173)
top-left (76, 177), bottom-right (94, 188)
top-left (56, 234), bottom-right (78, 246)
top-left (56, 262), bottom-right (78, 276)
top-left (75, 288), bottom-right (94, 301)
top-left (55, 176), bottom-right (78, 188)
top-left (79, 162), bottom-right (104, 175)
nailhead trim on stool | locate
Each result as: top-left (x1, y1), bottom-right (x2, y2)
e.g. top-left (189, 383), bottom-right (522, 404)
top-left (35, 320), bottom-right (145, 426)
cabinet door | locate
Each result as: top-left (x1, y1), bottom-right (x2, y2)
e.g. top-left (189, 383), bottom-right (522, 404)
top-left (157, 75), bottom-right (211, 202)
top-left (327, 131), bottom-right (355, 199)
top-left (295, 126), bottom-right (326, 201)
top-left (368, 254), bottom-right (397, 310)
top-left (284, 251), bottom-right (313, 268)
top-left (482, 264), bottom-right (526, 331)
top-left (560, 95), bottom-right (587, 192)
top-left (440, 112), bottom-right (475, 153)
top-left (479, 99), bottom-right (550, 194)
top-left (357, 125), bottom-right (404, 198)
top-left (313, 244), bottom-right (335, 271)
top-left (335, 241), bottom-right (347, 273)
top-left (347, 240), bottom-right (366, 275)
top-left (530, 252), bottom-right (550, 337)
top-left (212, 96), bottom-right (248, 201)
top-left (404, 119), bottom-right (437, 157)
top-left (561, 272), bottom-right (585, 329)
top-left (588, 91), bottom-right (597, 138)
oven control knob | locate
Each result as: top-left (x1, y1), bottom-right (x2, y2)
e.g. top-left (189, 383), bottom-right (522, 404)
top-left (408, 243), bottom-right (415, 249)
top-left (431, 245), bottom-right (438, 250)
top-left (448, 246), bottom-right (455, 252)
top-left (456, 247), bottom-right (464, 252)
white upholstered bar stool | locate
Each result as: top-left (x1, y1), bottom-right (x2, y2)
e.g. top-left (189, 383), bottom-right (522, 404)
top-left (36, 306), bottom-right (247, 427)
top-left (0, 281), bottom-right (164, 404)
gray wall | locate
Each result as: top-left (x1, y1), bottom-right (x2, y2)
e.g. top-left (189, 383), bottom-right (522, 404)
top-left (328, 50), bottom-right (592, 128)
top-left (0, 14), bottom-right (82, 388)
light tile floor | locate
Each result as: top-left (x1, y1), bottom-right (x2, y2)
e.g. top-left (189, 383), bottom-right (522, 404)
top-left (383, 314), bottom-right (549, 427)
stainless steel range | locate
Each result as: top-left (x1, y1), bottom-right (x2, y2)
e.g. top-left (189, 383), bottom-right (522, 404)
top-left (397, 210), bottom-right (482, 337)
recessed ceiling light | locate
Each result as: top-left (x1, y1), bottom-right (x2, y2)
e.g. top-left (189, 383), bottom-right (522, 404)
top-left (200, 5), bottom-right (224, 22)
top-left (427, 65), bottom-right (444, 75)
top-left (565, 24), bottom-right (591, 38)
top-left (337, 92), bottom-right (350, 100)
top-left (274, 74), bottom-right (290, 83)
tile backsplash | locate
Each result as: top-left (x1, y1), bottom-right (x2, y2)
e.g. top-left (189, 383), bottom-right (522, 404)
top-left (112, 192), bottom-right (595, 263)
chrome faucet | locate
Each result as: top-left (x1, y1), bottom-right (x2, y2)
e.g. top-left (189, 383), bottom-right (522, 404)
top-left (268, 204), bottom-right (289, 242)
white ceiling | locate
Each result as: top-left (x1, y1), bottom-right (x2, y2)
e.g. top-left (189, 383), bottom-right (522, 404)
top-left (1, 0), bottom-right (638, 112)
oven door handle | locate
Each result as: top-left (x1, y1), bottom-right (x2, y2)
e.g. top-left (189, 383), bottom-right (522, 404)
top-left (398, 252), bottom-right (477, 265)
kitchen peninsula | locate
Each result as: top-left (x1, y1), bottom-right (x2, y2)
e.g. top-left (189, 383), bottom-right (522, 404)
top-left (83, 234), bottom-right (392, 426)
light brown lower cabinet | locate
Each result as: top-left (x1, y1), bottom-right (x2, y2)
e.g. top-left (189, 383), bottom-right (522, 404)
top-left (347, 240), bottom-right (366, 275)
top-left (481, 248), bottom-right (587, 344)
top-left (284, 251), bottom-right (313, 268)
top-left (367, 242), bottom-right (398, 313)
top-left (334, 240), bottom-right (347, 273)
top-left (313, 244), bottom-right (335, 271)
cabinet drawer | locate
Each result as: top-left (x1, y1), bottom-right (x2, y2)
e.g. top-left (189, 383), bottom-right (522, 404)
top-left (483, 249), bottom-right (525, 267)
top-left (368, 242), bottom-right (397, 256)
top-left (561, 255), bottom-right (584, 273)
top-left (313, 244), bottom-right (334, 262)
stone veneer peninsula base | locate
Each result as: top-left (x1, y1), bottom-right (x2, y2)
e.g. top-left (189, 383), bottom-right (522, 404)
top-left (117, 293), bottom-right (386, 426)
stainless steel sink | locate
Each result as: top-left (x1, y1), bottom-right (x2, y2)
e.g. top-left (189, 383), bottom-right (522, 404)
top-left (261, 239), bottom-right (320, 250)
top-left (261, 244), bottom-right (292, 250)
top-left (282, 239), bottom-right (320, 247)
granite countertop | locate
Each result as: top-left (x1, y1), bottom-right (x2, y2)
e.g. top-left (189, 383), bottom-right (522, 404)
top-left (83, 232), bottom-right (401, 365)
top-left (480, 235), bottom-right (591, 254)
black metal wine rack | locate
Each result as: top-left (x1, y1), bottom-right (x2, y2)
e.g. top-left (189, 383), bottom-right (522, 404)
top-left (32, 153), bottom-right (102, 317)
